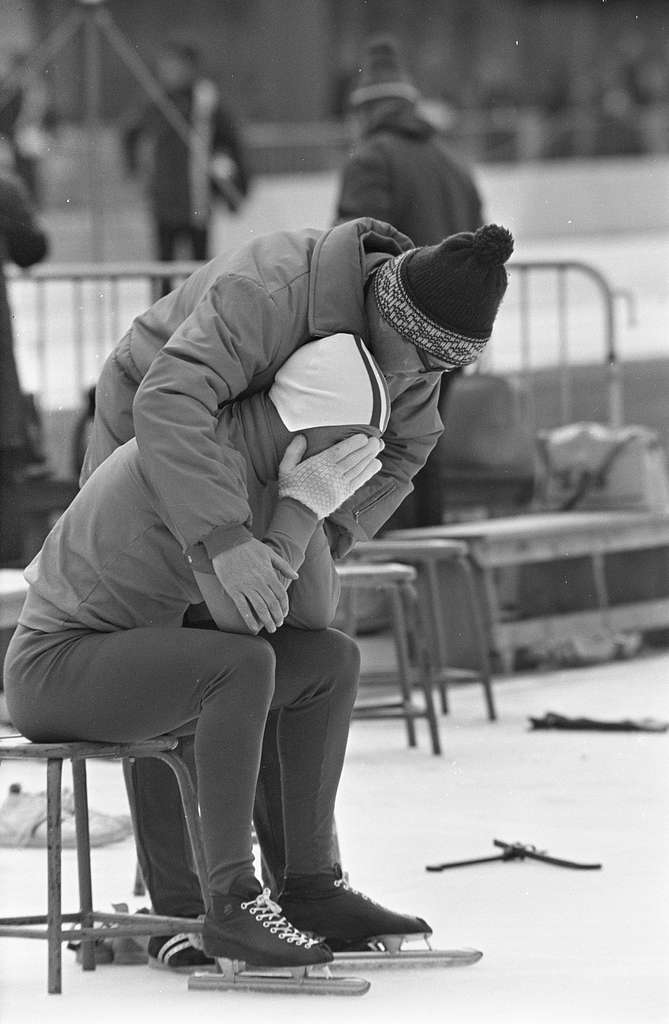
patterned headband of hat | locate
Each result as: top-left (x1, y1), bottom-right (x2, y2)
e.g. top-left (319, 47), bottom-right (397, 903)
top-left (373, 253), bottom-right (488, 368)
top-left (373, 224), bottom-right (514, 367)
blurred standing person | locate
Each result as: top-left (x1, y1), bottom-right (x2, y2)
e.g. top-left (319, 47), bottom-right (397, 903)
top-left (335, 35), bottom-right (485, 526)
top-left (0, 52), bottom-right (57, 207)
top-left (336, 36), bottom-right (483, 246)
top-left (122, 37), bottom-right (250, 288)
top-left (0, 141), bottom-right (49, 564)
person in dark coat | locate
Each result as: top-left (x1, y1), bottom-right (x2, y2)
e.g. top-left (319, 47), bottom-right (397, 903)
top-left (336, 36), bottom-right (483, 246)
top-left (335, 36), bottom-right (485, 526)
top-left (122, 37), bottom-right (250, 274)
top-left (0, 149), bottom-right (49, 563)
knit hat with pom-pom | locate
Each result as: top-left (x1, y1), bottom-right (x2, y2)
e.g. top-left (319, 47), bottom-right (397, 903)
top-left (348, 35), bottom-right (419, 108)
top-left (373, 224), bottom-right (514, 367)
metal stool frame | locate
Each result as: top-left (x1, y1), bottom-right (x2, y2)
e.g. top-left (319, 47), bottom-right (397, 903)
top-left (0, 734), bottom-right (207, 994)
top-left (353, 538), bottom-right (497, 721)
top-left (336, 562), bottom-right (442, 755)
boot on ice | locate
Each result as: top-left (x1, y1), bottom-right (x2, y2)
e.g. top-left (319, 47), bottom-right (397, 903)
top-left (279, 864), bottom-right (431, 953)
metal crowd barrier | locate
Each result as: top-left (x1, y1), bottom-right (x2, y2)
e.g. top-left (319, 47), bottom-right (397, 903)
top-left (487, 259), bottom-right (632, 429)
top-left (8, 261), bottom-right (203, 408)
top-left (8, 258), bottom-right (630, 428)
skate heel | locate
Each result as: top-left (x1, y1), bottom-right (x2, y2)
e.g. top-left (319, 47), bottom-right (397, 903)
top-left (370, 932), bottom-right (432, 954)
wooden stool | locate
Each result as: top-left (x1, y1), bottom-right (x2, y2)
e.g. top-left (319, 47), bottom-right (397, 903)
top-left (0, 734), bottom-right (207, 994)
top-left (336, 562), bottom-right (442, 755)
top-left (353, 538), bottom-right (497, 720)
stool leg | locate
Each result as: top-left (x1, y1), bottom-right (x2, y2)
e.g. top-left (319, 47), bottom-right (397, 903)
top-left (46, 758), bottom-right (63, 994)
top-left (71, 758), bottom-right (96, 971)
top-left (459, 556), bottom-right (497, 721)
top-left (154, 751), bottom-right (210, 914)
top-left (389, 584), bottom-right (417, 748)
top-left (133, 860), bottom-right (146, 897)
top-left (408, 585), bottom-right (442, 756)
top-left (425, 561), bottom-right (451, 715)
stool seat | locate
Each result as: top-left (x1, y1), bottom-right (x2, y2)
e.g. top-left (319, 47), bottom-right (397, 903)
top-left (0, 733), bottom-right (208, 993)
top-left (0, 734), bottom-right (180, 760)
top-left (336, 562), bottom-right (416, 585)
top-left (355, 538), bottom-right (469, 560)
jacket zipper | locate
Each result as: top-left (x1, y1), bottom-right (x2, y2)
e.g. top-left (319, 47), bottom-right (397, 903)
top-left (353, 480), bottom-right (396, 522)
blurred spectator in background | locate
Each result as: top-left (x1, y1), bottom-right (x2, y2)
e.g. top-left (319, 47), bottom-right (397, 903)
top-left (122, 36), bottom-right (251, 285)
top-left (336, 35), bottom-right (483, 244)
top-left (335, 35), bottom-right (485, 526)
top-left (0, 52), bottom-right (58, 207)
top-left (0, 141), bottom-right (49, 564)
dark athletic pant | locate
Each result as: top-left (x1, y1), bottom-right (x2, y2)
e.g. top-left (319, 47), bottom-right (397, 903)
top-left (155, 221), bottom-right (209, 296)
top-left (5, 624), bottom-right (359, 903)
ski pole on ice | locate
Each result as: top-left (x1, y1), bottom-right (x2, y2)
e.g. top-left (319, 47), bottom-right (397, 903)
top-left (426, 839), bottom-right (602, 872)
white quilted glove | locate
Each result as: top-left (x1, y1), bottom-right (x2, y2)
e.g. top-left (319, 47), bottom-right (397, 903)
top-left (278, 434), bottom-right (383, 519)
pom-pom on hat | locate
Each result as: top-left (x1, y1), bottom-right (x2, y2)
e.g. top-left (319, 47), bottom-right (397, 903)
top-left (348, 35), bottom-right (419, 108)
top-left (373, 224), bottom-right (514, 367)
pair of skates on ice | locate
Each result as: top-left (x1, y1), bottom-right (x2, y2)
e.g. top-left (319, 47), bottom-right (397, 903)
top-left (188, 865), bottom-right (481, 996)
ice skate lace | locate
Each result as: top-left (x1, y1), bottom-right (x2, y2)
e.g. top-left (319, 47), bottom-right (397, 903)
top-left (334, 877), bottom-right (373, 902)
top-left (241, 889), bottom-right (320, 948)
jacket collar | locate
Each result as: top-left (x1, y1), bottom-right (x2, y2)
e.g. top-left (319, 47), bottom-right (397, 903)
top-left (307, 218), bottom-right (414, 342)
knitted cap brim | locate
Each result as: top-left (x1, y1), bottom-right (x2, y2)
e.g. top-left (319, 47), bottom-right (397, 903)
top-left (374, 254), bottom-right (490, 368)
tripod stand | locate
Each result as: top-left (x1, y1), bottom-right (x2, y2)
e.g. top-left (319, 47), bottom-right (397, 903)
top-left (0, 0), bottom-right (241, 260)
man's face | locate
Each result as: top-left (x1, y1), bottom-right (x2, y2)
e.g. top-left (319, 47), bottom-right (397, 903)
top-left (364, 286), bottom-right (443, 382)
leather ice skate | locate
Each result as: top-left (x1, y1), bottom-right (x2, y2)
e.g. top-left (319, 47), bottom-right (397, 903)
top-left (279, 866), bottom-right (482, 970)
top-left (189, 876), bottom-right (370, 995)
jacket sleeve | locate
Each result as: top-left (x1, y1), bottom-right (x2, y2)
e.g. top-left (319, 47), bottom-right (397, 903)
top-left (132, 276), bottom-right (284, 558)
top-left (335, 140), bottom-right (393, 226)
top-left (0, 176), bottom-right (48, 268)
top-left (262, 499), bottom-right (340, 630)
top-left (325, 373), bottom-right (443, 555)
top-left (192, 497), bottom-right (339, 633)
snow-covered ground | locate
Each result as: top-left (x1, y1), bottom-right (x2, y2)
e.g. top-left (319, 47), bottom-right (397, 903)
top-left (1, 649), bottom-right (668, 1024)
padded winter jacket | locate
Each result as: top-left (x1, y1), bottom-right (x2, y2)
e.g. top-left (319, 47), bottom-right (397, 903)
top-left (336, 106), bottom-right (483, 247)
top-left (87, 217), bottom-right (445, 561)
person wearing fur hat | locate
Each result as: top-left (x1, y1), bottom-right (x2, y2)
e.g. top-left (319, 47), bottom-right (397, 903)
top-left (74, 215), bottom-right (513, 969)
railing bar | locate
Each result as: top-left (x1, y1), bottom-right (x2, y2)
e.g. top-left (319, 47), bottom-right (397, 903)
top-left (557, 267), bottom-right (571, 425)
top-left (517, 266), bottom-right (536, 430)
top-left (73, 278), bottom-right (86, 399)
top-left (95, 278), bottom-right (106, 377)
top-left (111, 275), bottom-right (121, 351)
top-left (35, 278), bottom-right (48, 400)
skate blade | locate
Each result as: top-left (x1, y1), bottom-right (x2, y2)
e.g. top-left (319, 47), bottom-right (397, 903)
top-left (188, 960), bottom-right (370, 996)
top-left (333, 945), bottom-right (483, 970)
